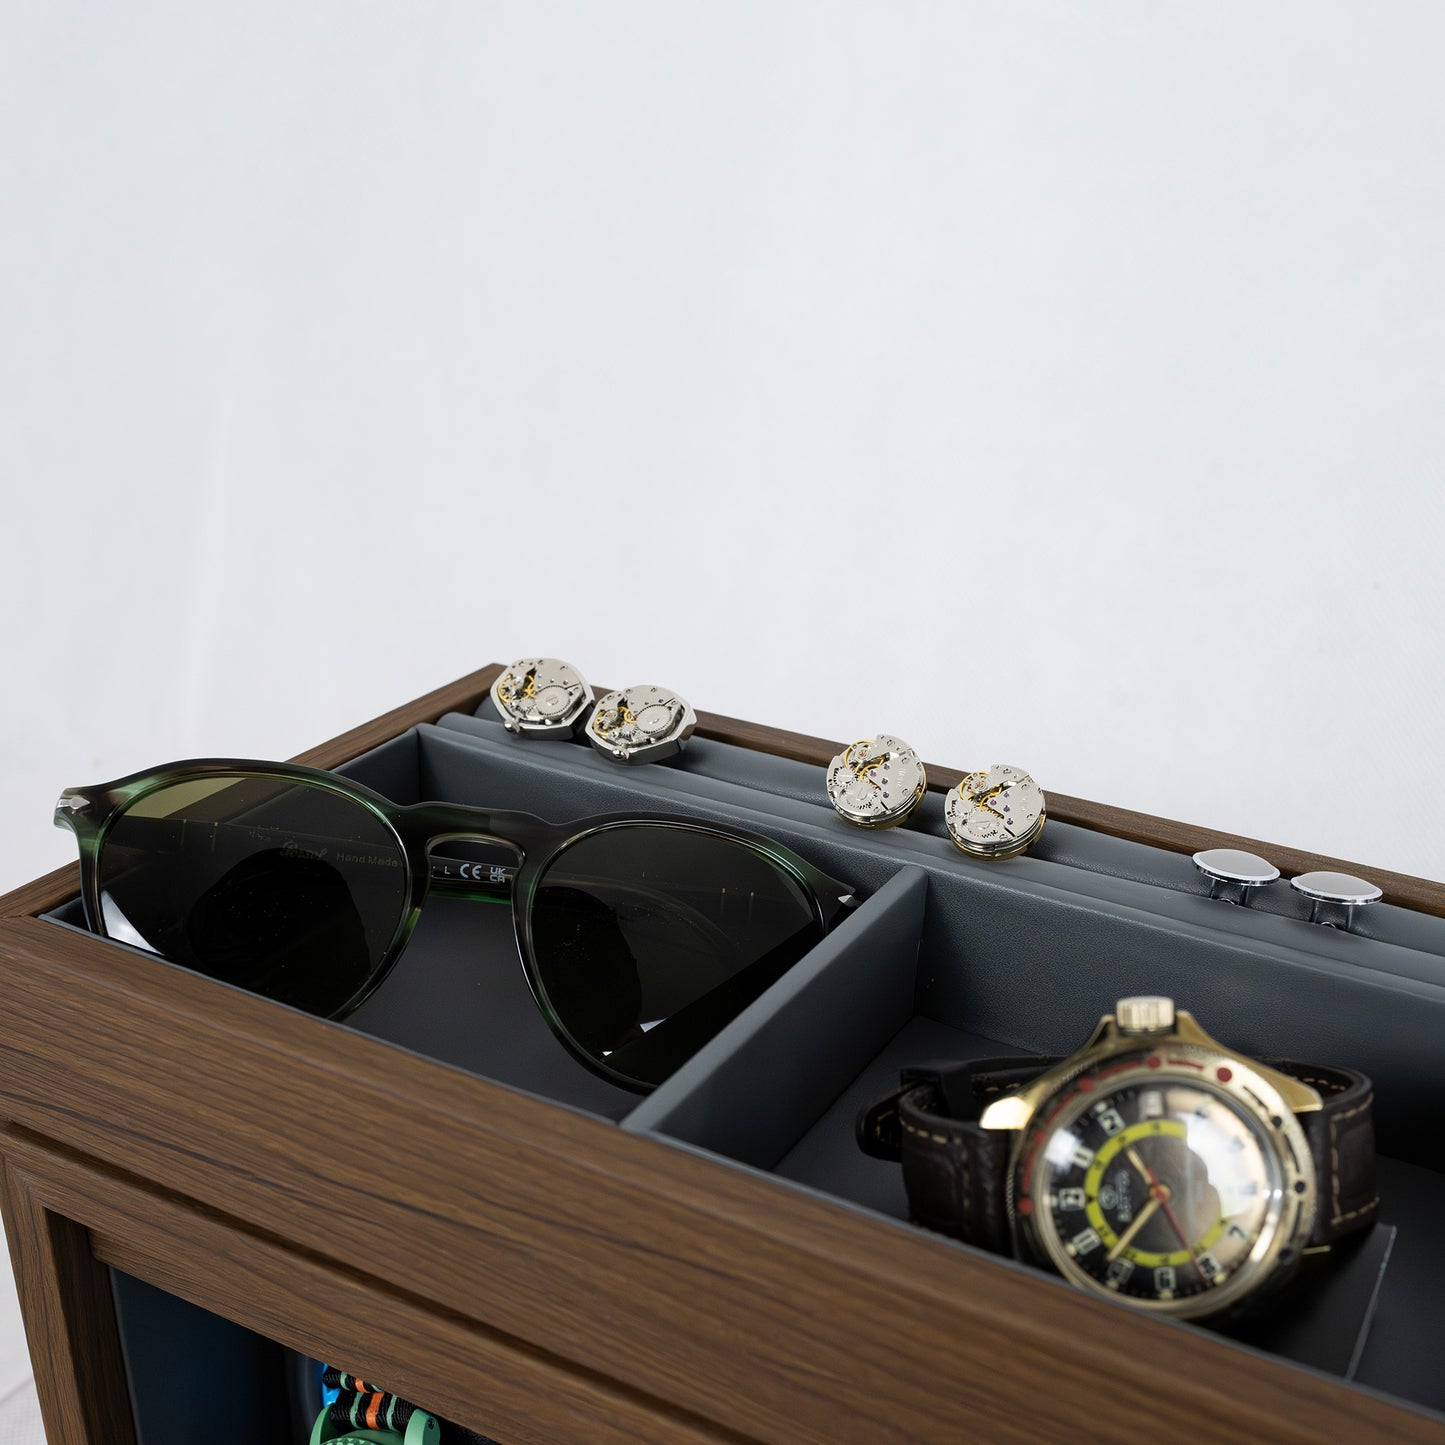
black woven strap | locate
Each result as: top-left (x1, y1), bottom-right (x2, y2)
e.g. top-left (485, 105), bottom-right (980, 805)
top-left (323, 1366), bottom-right (502, 1445)
top-left (324, 1370), bottom-right (416, 1436)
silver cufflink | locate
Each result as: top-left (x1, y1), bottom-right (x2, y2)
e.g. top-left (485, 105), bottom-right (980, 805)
top-left (1192, 848), bottom-right (1280, 905)
top-left (825, 736), bottom-right (928, 829)
top-left (944, 765), bottom-right (1046, 859)
top-left (492, 658), bottom-right (594, 737)
top-left (1289, 870), bottom-right (1382, 931)
top-left (586, 684), bottom-right (696, 764)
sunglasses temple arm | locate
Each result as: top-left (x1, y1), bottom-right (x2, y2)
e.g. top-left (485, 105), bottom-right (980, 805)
top-left (61, 807), bottom-right (519, 906)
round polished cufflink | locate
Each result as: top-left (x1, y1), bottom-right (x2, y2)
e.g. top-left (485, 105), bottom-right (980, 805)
top-left (825, 736), bottom-right (927, 829)
top-left (1289, 870), bottom-right (1382, 931)
top-left (587, 684), bottom-right (696, 764)
top-left (944, 765), bottom-right (1045, 859)
top-left (492, 657), bottom-right (594, 737)
top-left (1192, 848), bottom-right (1280, 904)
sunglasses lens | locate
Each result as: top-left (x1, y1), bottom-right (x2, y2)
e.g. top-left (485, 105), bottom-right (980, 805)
top-left (528, 825), bottom-right (823, 1088)
top-left (95, 774), bottom-right (409, 1014)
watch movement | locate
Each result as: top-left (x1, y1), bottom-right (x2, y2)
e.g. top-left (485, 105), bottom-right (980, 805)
top-left (944, 764), bottom-right (1045, 858)
top-left (858, 996), bottom-right (1378, 1320)
top-left (491, 657), bottom-right (593, 737)
top-left (586, 684), bottom-right (696, 764)
top-left (825, 736), bottom-right (927, 828)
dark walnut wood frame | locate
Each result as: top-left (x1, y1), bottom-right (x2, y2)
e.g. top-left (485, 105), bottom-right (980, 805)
top-left (2, 664), bottom-right (1443, 1444)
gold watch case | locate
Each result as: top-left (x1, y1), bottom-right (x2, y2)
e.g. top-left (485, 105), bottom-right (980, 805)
top-left (978, 998), bottom-right (1322, 1319)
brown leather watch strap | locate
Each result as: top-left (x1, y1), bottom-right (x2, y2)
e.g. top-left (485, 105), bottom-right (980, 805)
top-left (1264, 1060), bottom-right (1380, 1246)
top-left (858, 1056), bottom-right (1378, 1260)
top-left (857, 1057), bottom-right (1055, 1256)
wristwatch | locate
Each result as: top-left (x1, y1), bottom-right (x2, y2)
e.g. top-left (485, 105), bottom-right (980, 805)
top-left (858, 997), bottom-right (1378, 1319)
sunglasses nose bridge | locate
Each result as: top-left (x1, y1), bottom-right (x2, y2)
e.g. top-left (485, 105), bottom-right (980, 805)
top-left (422, 830), bottom-right (525, 900)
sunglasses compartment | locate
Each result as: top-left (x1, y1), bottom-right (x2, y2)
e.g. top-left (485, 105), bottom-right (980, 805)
top-left (41, 722), bottom-right (929, 1127)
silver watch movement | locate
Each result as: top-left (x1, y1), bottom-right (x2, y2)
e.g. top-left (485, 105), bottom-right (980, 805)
top-left (587, 685), bottom-right (696, 764)
top-left (491, 658), bottom-right (594, 737)
top-left (944, 764), bottom-right (1046, 858)
top-left (825, 736), bottom-right (927, 828)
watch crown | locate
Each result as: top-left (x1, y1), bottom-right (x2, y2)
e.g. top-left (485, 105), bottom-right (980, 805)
top-left (1116, 996), bottom-right (1176, 1035)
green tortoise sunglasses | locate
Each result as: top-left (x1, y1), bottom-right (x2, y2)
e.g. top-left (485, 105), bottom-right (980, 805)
top-left (55, 758), bottom-right (856, 1092)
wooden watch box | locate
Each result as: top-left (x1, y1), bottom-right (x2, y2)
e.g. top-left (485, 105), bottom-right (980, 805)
top-left (3, 663), bottom-right (1444, 1444)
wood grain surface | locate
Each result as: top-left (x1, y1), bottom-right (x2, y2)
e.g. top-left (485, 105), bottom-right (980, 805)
top-left (0, 1158), bottom-right (137, 1445)
top-left (0, 913), bottom-right (1440, 1444)
top-left (3, 1131), bottom-right (741, 1445)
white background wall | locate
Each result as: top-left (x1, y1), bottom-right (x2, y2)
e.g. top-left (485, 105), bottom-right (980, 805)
top-left (1, 0), bottom-right (1444, 1407)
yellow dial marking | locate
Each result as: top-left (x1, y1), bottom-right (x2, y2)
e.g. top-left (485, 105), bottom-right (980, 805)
top-left (1081, 1118), bottom-right (1225, 1268)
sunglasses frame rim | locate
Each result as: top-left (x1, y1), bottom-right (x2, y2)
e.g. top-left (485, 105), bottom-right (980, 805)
top-left (57, 757), bottom-right (855, 1094)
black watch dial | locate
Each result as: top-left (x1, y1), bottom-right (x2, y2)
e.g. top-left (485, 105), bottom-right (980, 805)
top-left (1013, 1051), bottom-right (1314, 1318)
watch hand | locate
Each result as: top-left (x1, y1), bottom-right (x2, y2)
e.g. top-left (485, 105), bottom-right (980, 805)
top-left (1127, 1147), bottom-right (1207, 1284)
top-left (1125, 1146), bottom-right (1154, 1181)
top-left (1104, 1195), bottom-right (1163, 1262)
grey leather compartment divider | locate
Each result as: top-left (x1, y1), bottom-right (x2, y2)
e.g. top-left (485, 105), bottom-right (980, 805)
top-left (434, 712), bottom-right (1440, 1417)
top-left (468, 697), bottom-right (1445, 953)
top-left (624, 865), bottom-right (929, 1171)
top-left (438, 709), bottom-right (1445, 1162)
top-left (432, 709), bottom-right (1445, 1411)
